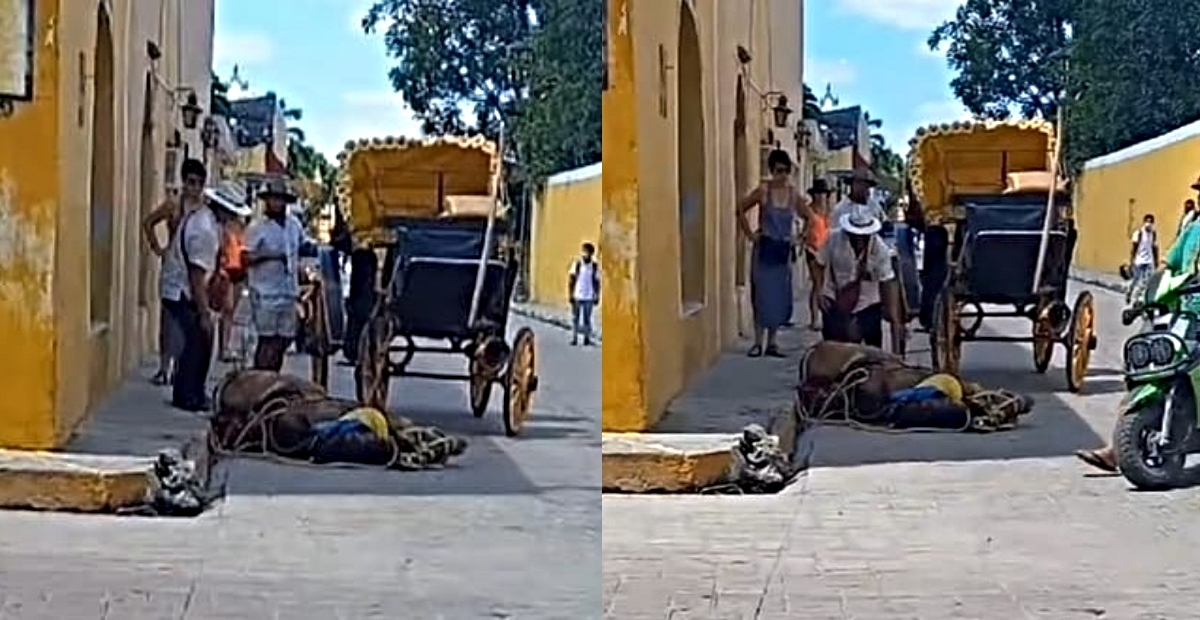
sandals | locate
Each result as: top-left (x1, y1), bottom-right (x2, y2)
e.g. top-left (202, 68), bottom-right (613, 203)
top-left (747, 344), bottom-right (786, 358)
top-left (1074, 449), bottom-right (1118, 473)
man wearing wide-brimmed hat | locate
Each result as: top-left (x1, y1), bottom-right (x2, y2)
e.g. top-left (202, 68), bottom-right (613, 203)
top-left (812, 204), bottom-right (902, 347)
top-left (830, 168), bottom-right (886, 234)
top-left (244, 178), bottom-right (306, 372)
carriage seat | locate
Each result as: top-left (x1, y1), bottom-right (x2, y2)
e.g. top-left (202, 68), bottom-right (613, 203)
top-left (386, 219), bottom-right (511, 339)
top-left (958, 195), bottom-right (1074, 305)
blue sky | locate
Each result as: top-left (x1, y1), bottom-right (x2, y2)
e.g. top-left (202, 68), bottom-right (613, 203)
top-left (213, 0), bottom-right (422, 159)
top-left (214, 0), bottom-right (970, 159)
top-left (805, 0), bottom-right (970, 151)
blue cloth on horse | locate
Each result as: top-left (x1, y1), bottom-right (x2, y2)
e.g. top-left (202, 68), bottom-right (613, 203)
top-left (887, 385), bottom-right (944, 406)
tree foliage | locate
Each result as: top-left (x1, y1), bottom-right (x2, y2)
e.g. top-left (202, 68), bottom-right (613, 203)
top-left (361, 0), bottom-right (601, 185)
top-left (864, 113), bottom-right (905, 189)
top-left (1065, 0), bottom-right (1200, 169)
top-left (928, 0), bottom-right (1074, 120)
top-left (931, 0), bottom-right (1200, 171)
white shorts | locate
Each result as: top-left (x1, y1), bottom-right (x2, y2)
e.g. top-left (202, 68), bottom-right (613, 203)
top-left (251, 294), bottom-right (298, 338)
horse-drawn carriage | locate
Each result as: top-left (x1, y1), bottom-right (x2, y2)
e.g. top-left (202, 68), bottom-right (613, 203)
top-left (299, 135), bottom-right (538, 436)
top-left (908, 119), bottom-right (1097, 392)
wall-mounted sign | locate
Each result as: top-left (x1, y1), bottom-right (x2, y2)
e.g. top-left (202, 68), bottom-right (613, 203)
top-left (0, 0), bottom-right (35, 101)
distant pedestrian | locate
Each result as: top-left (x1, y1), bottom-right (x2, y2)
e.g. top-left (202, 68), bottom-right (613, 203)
top-left (163, 159), bottom-right (222, 412)
top-left (204, 185), bottom-right (252, 363)
top-left (1178, 198), bottom-right (1197, 238)
top-left (737, 149), bottom-right (814, 357)
top-left (569, 242), bottom-right (600, 346)
top-left (1127, 213), bottom-right (1158, 304)
top-left (244, 179), bottom-right (305, 372)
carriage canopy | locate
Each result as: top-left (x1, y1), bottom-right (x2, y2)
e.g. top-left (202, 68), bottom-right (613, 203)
top-left (336, 135), bottom-right (503, 244)
top-left (907, 119), bottom-right (1062, 224)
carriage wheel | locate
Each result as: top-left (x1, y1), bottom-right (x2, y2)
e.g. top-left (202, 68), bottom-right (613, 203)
top-left (1065, 290), bottom-right (1097, 393)
top-left (305, 281), bottom-right (332, 389)
top-left (1032, 309), bottom-right (1054, 374)
top-left (468, 358), bottom-right (493, 418)
top-left (502, 327), bottom-right (538, 437)
top-left (355, 314), bottom-right (393, 411)
top-left (930, 290), bottom-right (961, 375)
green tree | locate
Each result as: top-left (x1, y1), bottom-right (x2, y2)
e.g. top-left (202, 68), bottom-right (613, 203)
top-left (928, 0), bottom-right (1075, 120)
top-left (511, 0), bottom-right (602, 183)
top-left (210, 71), bottom-right (232, 116)
top-left (1065, 0), bottom-right (1200, 169)
top-left (802, 83), bottom-right (822, 120)
top-left (360, 0), bottom-right (601, 185)
top-left (362, 0), bottom-right (540, 137)
top-left (864, 114), bottom-right (905, 187)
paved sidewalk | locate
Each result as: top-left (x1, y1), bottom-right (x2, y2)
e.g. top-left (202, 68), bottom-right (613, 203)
top-left (512, 301), bottom-right (602, 343)
top-left (602, 279), bottom-right (1183, 618)
top-left (1070, 266), bottom-right (1124, 294)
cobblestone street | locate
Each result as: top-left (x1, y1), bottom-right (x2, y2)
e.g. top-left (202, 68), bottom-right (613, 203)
top-left (603, 277), bottom-right (1200, 619)
top-left (0, 317), bottom-right (600, 619)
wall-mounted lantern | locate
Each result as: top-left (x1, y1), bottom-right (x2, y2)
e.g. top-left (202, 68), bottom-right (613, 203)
top-left (181, 92), bottom-right (203, 129)
top-left (0, 0), bottom-right (36, 117)
top-left (768, 94), bottom-right (793, 128)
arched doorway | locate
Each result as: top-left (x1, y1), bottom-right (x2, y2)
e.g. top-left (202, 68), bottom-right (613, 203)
top-left (676, 3), bottom-right (706, 312)
top-left (89, 7), bottom-right (116, 328)
top-left (733, 77), bottom-right (751, 335)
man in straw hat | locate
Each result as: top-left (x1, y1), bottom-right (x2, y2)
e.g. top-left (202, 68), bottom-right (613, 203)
top-left (244, 178), bottom-right (306, 372)
top-left (830, 168), bottom-right (887, 235)
top-left (812, 204), bottom-right (903, 348)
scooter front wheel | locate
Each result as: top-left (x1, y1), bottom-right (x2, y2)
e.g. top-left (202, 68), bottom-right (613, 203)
top-left (1115, 395), bottom-right (1193, 491)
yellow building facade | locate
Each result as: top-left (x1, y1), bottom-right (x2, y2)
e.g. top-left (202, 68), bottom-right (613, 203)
top-left (529, 163), bottom-right (602, 310)
top-left (0, 0), bottom-right (213, 448)
top-left (1075, 120), bottom-right (1200, 274)
top-left (602, 0), bottom-right (804, 431)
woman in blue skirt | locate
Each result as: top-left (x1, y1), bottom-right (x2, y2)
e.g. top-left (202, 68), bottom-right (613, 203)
top-left (737, 149), bottom-right (813, 357)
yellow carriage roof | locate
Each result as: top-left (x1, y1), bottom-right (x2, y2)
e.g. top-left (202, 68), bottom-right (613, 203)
top-left (907, 119), bottom-right (1057, 222)
top-left (336, 135), bottom-right (500, 230)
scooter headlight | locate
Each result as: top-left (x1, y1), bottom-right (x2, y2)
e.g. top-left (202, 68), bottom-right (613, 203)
top-left (1126, 341), bottom-right (1151, 369)
top-left (1149, 337), bottom-right (1175, 365)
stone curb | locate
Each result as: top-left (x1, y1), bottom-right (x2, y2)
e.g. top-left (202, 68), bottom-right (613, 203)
top-left (511, 304), bottom-right (603, 344)
top-left (0, 427), bottom-right (212, 514)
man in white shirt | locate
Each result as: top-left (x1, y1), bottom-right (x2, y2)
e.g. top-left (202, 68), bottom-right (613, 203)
top-left (1127, 213), bottom-right (1158, 303)
top-left (830, 169), bottom-right (887, 234)
top-left (813, 205), bottom-right (900, 347)
top-left (244, 179), bottom-right (305, 371)
top-left (568, 242), bottom-right (600, 346)
top-left (163, 159), bottom-right (222, 411)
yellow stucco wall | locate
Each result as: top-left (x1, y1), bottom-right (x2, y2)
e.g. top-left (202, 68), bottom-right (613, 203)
top-left (602, 0), bottom-right (804, 432)
top-left (529, 164), bottom-right (602, 310)
top-left (1075, 121), bottom-right (1200, 274)
top-left (0, 0), bottom-right (212, 448)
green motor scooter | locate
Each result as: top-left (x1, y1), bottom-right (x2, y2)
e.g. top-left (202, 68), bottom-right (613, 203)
top-left (1116, 268), bottom-right (1200, 490)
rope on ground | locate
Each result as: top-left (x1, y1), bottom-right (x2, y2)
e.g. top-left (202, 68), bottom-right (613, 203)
top-left (793, 344), bottom-right (1024, 434)
top-left (209, 391), bottom-right (465, 471)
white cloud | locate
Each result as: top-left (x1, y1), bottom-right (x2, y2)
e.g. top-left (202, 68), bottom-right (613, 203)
top-left (306, 90), bottom-right (423, 159)
top-left (834, 0), bottom-right (962, 31)
top-left (884, 98), bottom-right (972, 149)
top-left (212, 31), bottom-right (275, 70)
top-left (804, 58), bottom-right (857, 88)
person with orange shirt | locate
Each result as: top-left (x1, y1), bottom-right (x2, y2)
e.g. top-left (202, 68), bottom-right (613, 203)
top-left (803, 179), bottom-right (833, 331)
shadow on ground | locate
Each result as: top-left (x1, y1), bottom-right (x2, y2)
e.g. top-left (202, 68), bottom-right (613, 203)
top-left (656, 290), bottom-right (1124, 468)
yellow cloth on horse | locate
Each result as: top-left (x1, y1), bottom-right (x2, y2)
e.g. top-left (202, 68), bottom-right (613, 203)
top-left (916, 373), bottom-right (964, 405)
top-left (341, 407), bottom-right (390, 440)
